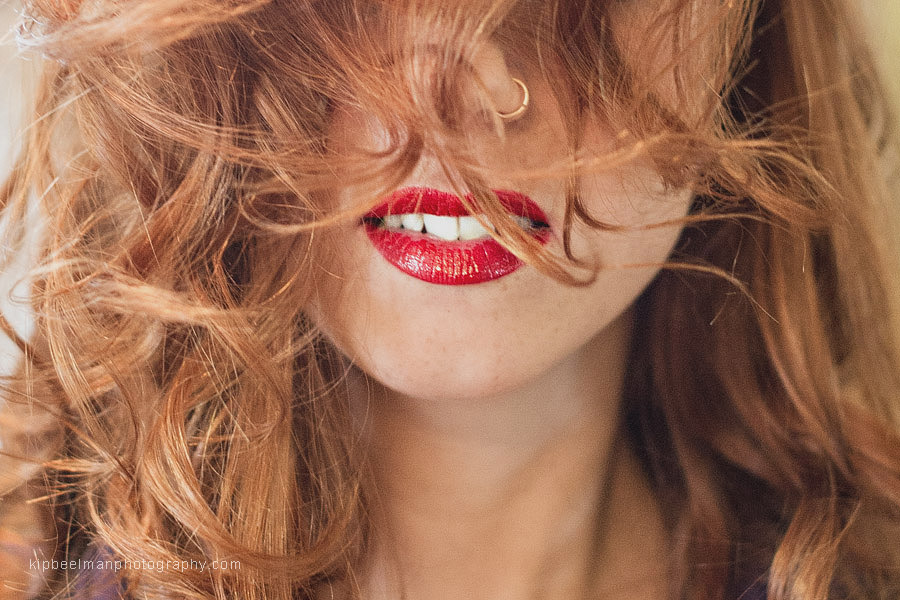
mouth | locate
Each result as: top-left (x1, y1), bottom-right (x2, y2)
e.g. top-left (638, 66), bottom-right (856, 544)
top-left (362, 187), bottom-right (550, 285)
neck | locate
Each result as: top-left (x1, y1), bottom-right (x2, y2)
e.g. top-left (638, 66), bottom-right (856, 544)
top-left (351, 312), bottom-right (668, 600)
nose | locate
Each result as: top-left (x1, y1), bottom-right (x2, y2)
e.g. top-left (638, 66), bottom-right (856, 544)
top-left (468, 43), bottom-right (529, 121)
top-left (326, 40), bottom-right (537, 195)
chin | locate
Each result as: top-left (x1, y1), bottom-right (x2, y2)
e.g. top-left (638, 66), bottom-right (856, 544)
top-left (356, 346), bottom-right (545, 404)
top-left (336, 302), bottom-right (633, 406)
top-left (327, 309), bottom-right (543, 401)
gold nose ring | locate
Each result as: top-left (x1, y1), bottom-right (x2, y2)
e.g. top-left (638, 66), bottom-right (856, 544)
top-left (496, 77), bottom-right (530, 120)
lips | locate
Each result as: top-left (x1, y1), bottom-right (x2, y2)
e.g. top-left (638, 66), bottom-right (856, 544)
top-left (363, 187), bottom-right (550, 285)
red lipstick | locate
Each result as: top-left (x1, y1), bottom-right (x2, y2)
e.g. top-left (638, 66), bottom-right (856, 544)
top-left (363, 187), bottom-right (550, 285)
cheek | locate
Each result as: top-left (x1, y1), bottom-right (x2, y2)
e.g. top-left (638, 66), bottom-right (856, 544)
top-left (307, 178), bottom-right (689, 404)
top-left (571, 164), bottom-right (694, 267)
top-left (308, 46), bottom-right (693, 403)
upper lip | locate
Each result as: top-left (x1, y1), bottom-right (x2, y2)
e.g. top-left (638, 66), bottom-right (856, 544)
top-left (364, 186), bottom-right (550, 228)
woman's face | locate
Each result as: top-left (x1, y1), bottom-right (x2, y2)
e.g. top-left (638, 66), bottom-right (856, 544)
top-left (308, 10), bottom-right (697, 403)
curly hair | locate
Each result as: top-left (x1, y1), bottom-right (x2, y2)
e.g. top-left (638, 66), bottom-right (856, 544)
top-left (2, 0), bottom-right (900, 598)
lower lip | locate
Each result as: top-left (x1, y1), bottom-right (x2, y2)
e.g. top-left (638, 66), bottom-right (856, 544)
top-left (363, 188), bottom-right (550, 285)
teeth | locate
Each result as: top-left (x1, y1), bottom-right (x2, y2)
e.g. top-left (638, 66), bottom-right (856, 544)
top-left (422, 214), bottom-right (458, 241)
top-left (458, 215), bottom-right (491, 240)
top-left (383, 214), bottom-right (403, 229)
top-left (383, 213), bottom-right (533, 241)
top-left (400, 213), bottom-right (424, 232)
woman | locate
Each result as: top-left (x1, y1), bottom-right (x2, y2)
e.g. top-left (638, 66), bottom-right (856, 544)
top-left (1, 0), bottom-right (899, 598)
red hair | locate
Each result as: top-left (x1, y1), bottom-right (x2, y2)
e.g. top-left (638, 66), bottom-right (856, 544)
top-left (2, 1), bottom-right (900, 598)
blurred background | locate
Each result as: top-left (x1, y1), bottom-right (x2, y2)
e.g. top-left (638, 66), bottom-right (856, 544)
top-left (863, 0), bottom-right (900, 106)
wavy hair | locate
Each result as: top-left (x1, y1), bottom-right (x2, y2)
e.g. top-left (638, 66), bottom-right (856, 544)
top-left (2, 0), bottom-right (900, 598)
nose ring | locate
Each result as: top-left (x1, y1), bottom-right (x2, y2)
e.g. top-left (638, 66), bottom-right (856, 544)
top-left (496, 78), bottom-right (530, 121)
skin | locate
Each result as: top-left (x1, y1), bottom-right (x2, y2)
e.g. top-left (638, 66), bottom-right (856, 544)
top-left (309, 10), bottom-right (697, 597)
